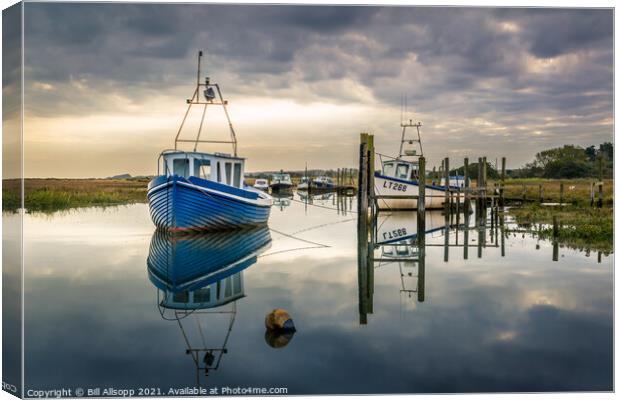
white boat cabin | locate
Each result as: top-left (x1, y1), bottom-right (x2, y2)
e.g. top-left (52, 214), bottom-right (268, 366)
top-left (381, 159), bottom-right (420, 182)
top-left (271, 173), bottom-right (292, 185)
top-left (160, 150), bottom-right (246, 188)
top-left (313, 176), bottom-right (334, 185)
top-left (439, 176), bottom-right (469, 188)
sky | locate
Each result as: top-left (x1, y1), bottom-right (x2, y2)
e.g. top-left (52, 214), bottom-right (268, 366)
top-left (9, 3), bottom-right (615, 177)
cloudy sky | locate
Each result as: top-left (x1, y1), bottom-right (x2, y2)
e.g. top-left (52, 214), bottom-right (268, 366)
top-left (16, 3), bottom-right (614, 177)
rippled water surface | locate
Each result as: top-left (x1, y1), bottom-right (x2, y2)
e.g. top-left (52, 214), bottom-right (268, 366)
top-left (16, 193), bottom-right (613, 394)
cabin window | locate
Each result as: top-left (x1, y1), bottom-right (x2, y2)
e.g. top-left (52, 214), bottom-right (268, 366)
top-left (216, 163), bottom-right (221, 183)
top-left (396, 164), bottom-right (409, 179)
top-left (225, 278), bottom-right (232, 297)
top-left (233, 274), bottom-right (242, 294)
top-left (233, 163), bottom-right (242, 187)
top-left (173, 159), bottom-right (190, 178)
top-left (194, 159), bottom-right (211, 180)
top-left (194, 288), bottom-right (210, 303)
top-left (172, 291), bottom-right (189, 303)
top-left (383, 162), bottom-right (395, 176)
top-left (224, 162), bottom-right (232, 185)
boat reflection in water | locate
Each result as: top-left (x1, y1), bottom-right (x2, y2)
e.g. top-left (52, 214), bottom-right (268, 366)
top-left (147, 227), bottom-right (271, 386)
top-left (359, 208), bottom-right (507, 324)
top-left (271, 192), bottom-right (293, 212)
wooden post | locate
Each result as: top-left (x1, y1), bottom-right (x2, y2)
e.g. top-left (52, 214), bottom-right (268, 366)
top-left (368, 135), bottom-right (375, 205)
top-left (417, 156), bottom-right (426, 247)
top-left (552, 215), bottom-right (559, 261)
top-left (597, 156), bottom-right (603, 208)
top-left (500, 157), bottom-right (506, 207)
top-left (539, 184), bottom-right (543, 204)
top-left (482, 156), bottom-right (487, 208)
top-left (476, 157), bottom-right (483, 214)
top-left (590, 181), bottom-right (595, 207)
top-left (463, 157), bottom-right (470, 215)
top-left (444, 157), bottom-right (450, 214)
top-left (463, 210), bottom-right (469, 260)
top-left (560, 182), bottom-right (564, 204)
top-left (444, 213), bottom-right (449, 262)
top-left (417, 253), bottom-right (425, 302)
top-left (358, 134), bottom-right (369, 218)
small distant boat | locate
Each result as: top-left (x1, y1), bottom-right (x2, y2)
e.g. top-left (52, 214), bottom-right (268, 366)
top-left (253, 178), bottom-right (269, 191)
top-left (374, 118), bottom-right (468, 210)
top-left (270, 171), bottom-right (293, 192)
top-left (312, 175), bottom-right (335, 190)
top-left (297, 176), bottom-right (310, 191)
top-left (147, 51), bottom-right (272, 232)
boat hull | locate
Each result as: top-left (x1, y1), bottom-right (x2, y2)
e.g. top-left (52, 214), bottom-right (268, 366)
top-left (270, 183), bottom-right (293, 192)
top-left (374, 172), bottom-right (461, 210)
top-left (147, 175), bottom-right (272, 232)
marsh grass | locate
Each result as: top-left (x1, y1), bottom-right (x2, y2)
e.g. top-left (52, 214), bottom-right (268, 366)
top-left (490, 178), bottom-right (614, 207)
top-left (3, 178), bottom-right (149, 213)
top-left (507, 204), bottom-right (613, 252)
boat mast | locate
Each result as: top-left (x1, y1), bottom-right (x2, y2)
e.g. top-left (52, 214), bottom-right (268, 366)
top-left (174, 51), bottom-right (238, 156)
top-left (398, 94), bottom-right (423, 160)
top-left (398, 119), bottom-right (423, 159)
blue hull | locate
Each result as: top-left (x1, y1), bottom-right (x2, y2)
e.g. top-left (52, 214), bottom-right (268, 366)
top-left (147, 175), bottom-right (271, 232)
top-left (147, 227), bottom-right (272, 293)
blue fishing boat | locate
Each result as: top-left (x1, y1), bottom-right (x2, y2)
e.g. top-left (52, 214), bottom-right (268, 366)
top-left (147, 51), bottom-right (272, 232)
top-left (147, 226), bottom-right (272, 309)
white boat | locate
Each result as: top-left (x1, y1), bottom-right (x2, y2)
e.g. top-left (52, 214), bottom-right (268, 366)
top-left (312, 176), bottom-right (335, 190)
top-left (253, 178), bottom-right (269, 191)
top-left (297, 176), bottom-right (310, 190)
top-left (270, 171), bottom-right (293, 192)
top-left (374, 119), bottom-right (468, 210)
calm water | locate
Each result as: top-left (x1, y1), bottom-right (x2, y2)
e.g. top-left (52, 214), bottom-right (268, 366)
top-left (15, 193), bottom-right (613, 395)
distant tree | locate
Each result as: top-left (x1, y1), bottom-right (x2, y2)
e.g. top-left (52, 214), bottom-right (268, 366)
top-left (599, 142), bottom-right (613, 162)
top-left (585, 145), bottom-right (597, 162)
top-left (450, 162), bottom-right (498, 180)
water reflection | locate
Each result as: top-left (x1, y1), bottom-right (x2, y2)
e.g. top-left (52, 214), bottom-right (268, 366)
top-left (147, 227), bottom-right (271, 386)
top-left (271, 192), bottom-right (293, 211)
top-left (359, 208), bottom-right (509, 324)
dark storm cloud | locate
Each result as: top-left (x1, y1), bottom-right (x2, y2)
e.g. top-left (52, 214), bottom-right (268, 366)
top-left (494, 8), bottom-right (613, 58)
top-left (21, 4), bottom-right (613, 171)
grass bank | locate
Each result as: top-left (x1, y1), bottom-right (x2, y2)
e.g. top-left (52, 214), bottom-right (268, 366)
top-left (3, 178), bottom-right (149, 213)
top-left (491, 178), bottom-right (613, 207)
top-left (507, 203), bottom-right (613, 253)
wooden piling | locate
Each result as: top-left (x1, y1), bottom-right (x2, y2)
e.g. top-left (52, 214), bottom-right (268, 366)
top-left (368, 135), bottom-right (375, 204)
top-left (477, 157), bottom-right (483, 213)
top-left (417, 156), bottom-right (426, 247)
top-left (500, 157), bottom-right (506, 207)
top-left (590, 181), bottom-right (595, 207)
top-left (553, 215), bottom-right (559, 239)
top-left (597, 156), bottom-right (603, 208)
top-left (539, 184), bottom-right (543, 204)
top-left (358, 134), bottom-right (369, 219)
top-left (463, 157), bottom-right (470, 214)
top-left (444, 157), bottom-right (449, 214)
